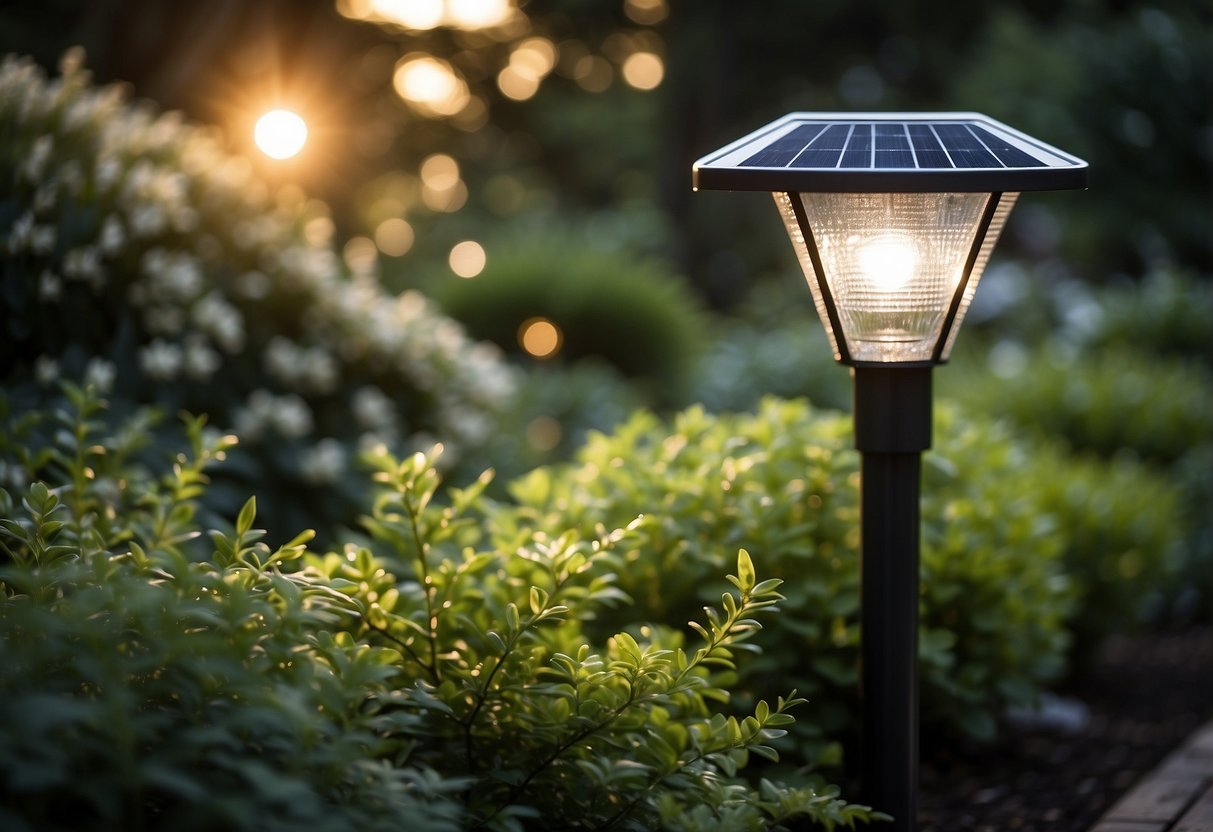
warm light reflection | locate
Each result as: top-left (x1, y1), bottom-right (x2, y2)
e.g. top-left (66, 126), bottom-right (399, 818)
top-left (420, 154), bottom-right (460, 190)
top-left (623, 0), bottom-right (669, 25)
top-left (393, 55), bottom-right (470, 117)
top-left (519, 317), bottom-right (562, 358)
top-left (375, 218), bottom-right (415, 256)
top-left (254, 110), bottom-right (308, 159)
top-left (621, 52), bottom-right (664, 90)
top-left (498, 66), bottom-right (541, 100)
top-left (343, 236), bottom-right (379, 274)
top-left (855, 234), bottom-right (919, 292)
top-left (574, 56), bottom-right (613, 92)
top-left (341, 0), bottom-right (513, 30)
top-left (526, 415), bottom-right (563, 451)
top-left (449, 240), bottom-right (486, 277)
top-left (371, 0), bottom-right (443, 28)
top-left (447, 0), bottom-right (512, 29)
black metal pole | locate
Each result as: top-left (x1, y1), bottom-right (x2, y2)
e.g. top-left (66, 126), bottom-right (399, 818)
top-left (852, 365), bottom-right (932, 832)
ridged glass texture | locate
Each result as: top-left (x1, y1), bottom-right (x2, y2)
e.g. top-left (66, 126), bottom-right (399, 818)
top-left (798, 192), bottom-right (989, 363)
top-left (938, 192), bottom-right (1018, 360)
top-left (773, 191), bottom-right (842, 359)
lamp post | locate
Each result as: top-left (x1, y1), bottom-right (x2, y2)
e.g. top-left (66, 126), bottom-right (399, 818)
top-left (693, 112), bottom-right (1086, 830)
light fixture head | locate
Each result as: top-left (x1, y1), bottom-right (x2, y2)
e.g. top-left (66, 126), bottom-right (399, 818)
top-left (693, 112), bottom-right (1087, 365)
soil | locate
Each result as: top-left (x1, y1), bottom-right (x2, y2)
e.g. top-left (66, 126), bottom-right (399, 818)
top-left (917, 626), bottom-right (1213, 831)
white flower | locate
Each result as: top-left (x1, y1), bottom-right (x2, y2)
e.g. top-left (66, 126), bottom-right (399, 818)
top-left (184, 336), bottom-right (221, 381)
top-left (139, 339), bottom-right (183, 381)
top-left (352, 386), bottom-right (396, 430)
top-left (21, 135), bottom-right (53, 182)
top-left (94, 156), bottom-right (122, 192)
top-left (5, 211), bottom-right (34, 252)
top-left (85, 357), bottom-right (116, 393)
top-left (34, 355), bottom-right (58, 386)
top-left (30, 225), bottom-right (56, 255)
top-left (272, 394), bottom-right (313, 439)
top-left (233, 389), bottom-right (275, 441)
top-left (38, 270), bottom-right (62, 301)
top-left (237, 270), bottom-right (271, 300)
top-left (62, 246), bottom-right (102, 282)
top-left (299, 438), bottom-right (346, 484)
top-left (98, 215), bottom-right (125, 254)
top-left (192, 291), bottom-right (244, 352)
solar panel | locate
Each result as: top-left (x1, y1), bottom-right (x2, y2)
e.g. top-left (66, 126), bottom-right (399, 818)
top-left (693, 112), bottom-right (1087, 193)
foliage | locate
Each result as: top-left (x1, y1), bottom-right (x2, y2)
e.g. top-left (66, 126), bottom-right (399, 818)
top-left (495, 400), bottom-right (1072, 761)
top-left (423, 225), bottom-right (709, 405)
top-left (689, 285), bottom-right (851, 414)
top-left (0, 52), bottom-right (515, 539)
top-left (495, 397), bottom-right (1192, 766)
top-left (458, 359), bottom-right (648, 488)
top-left (950, 3), bottom-right (1213, 275)
top-left (0, 386), bottom-right (880, 831)
top-left (939, 343), bottom-right (1212, 468)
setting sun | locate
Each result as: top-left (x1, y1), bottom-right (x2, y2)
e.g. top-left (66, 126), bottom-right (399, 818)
top-left (254, 109), bottom-right (308, 159)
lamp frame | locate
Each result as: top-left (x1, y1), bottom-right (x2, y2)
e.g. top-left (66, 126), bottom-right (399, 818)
top-left (784, 189), bottom-right (1005, 368)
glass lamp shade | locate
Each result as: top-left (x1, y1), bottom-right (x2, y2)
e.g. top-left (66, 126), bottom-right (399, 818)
top-left (775, 190), bottom-right (1018, 365)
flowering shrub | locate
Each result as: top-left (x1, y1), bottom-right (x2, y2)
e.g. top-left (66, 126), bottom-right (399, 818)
top-left (0, 51), bottom-right (515, 535)
top-left (0, 386), bottom-right (880, 830)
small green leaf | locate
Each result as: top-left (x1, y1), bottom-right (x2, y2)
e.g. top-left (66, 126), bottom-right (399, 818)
top-left (736, 548), bottom-right (756, 592)
top-left (236, 496), bottom-right (256, 538)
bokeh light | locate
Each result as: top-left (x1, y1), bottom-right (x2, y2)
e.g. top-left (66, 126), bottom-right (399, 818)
top-left (518, 317), bottom-right (562, 358)
top-left (449, 240), bottom-right (486, 277)
top-left (254, 109), bottom-right (308, 159)
top-left (393, 54), bottom-right (470, 117)
top-left (621, 52), bottom-right (664, 90)
top-left (343, 236), bottom-right (379, 274)
top-left (374, 217), bottom-right (415, 256)
top-left (447, 0), bottom-right (512, 29)
top-left (526, 415), bottom-right (563, 451)
top-left (623, 0), bottom-right (668, 25)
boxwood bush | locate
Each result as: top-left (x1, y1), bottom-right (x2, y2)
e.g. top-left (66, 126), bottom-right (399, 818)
top-left (493, 398), bottom-right (1189, 767)
top-left (423, 226), bottom-right (708, 405)
top-left (0, 385), bottom-right (880, 831)
top-left (0, 51), bottom-right (515, 539)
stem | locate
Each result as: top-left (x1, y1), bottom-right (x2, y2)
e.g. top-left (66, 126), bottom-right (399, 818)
top-left (402, 488), bottom-right (441, 684)
top-left (363, 618), bottom-right (437, 684)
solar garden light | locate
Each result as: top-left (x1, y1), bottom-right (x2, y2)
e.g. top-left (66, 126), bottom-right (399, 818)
top-left (693, 112), bottom-right (1086, 830)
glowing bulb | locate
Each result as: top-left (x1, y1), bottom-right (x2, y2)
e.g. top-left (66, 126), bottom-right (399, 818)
top-left (856, 234), bottom-right (918, 292)
top-left (254, 110), bottom-right (308, 159)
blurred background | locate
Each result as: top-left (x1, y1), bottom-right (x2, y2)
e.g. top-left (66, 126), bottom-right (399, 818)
top-left (2, 0), bottom-right (1210, 523)
top-left (5, 0), bottom-right (1209, 296)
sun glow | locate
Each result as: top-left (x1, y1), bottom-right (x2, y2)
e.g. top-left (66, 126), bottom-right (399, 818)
top-left (254, 110), bottom-right (308, 159)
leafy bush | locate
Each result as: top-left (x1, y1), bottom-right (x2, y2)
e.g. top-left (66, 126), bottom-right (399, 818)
top-left (0, 51), bottom-right (515, 538)
top-left (689, 286), bottom-right (850, 414)
top-left (950, 4), bottom-right (1213, 275)
top-left (939, 343), bottom-right (1213, 468)
top-left (0, 386), bottom-right (880, 831)
top-left (422, 225), bottom-right (708, 404)
top-left (494, 399), bottom-right (1085, 764)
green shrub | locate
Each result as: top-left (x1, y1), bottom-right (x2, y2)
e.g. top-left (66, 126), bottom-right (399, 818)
top-left (494, 399), bottom-right (1085, 765)
top-left (0, 386), bottom-right (879, 831)
top-left (423, 226), bottom-right (708, 404)
top-left (0, 52), bottom-right (515, 539)
top-left (939, 343), bottom-right (1213, 468)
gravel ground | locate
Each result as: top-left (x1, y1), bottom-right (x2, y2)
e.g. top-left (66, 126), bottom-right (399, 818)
top-left (917, 626), bottom-right (1213, 831)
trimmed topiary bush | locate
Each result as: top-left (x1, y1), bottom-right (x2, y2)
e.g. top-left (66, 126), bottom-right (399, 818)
top-left (0, 51), bottom-right (515, 539)
top-left (0, 385), bottom-right (880, 831)
top-left (423, 227), bottom-right (708, 405)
